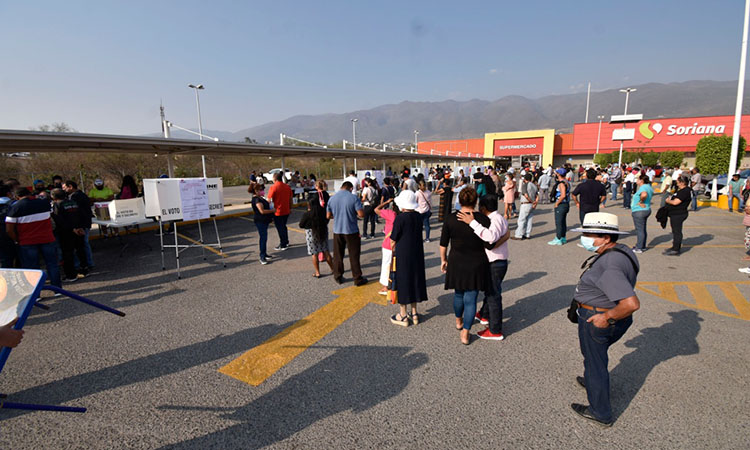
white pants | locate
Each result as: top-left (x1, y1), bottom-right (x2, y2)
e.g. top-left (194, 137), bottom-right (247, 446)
top-left (515, 203), bottom-right (534, 238)
top-left (380, 248), bottom-right (392, 286)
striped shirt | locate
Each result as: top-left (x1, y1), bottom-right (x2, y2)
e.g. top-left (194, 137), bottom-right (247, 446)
top-left (5, 197), bottom-right (55, 245)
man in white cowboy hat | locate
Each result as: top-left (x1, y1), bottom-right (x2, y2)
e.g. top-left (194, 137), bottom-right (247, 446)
top-left (569, 212), bottom-right (641, 427)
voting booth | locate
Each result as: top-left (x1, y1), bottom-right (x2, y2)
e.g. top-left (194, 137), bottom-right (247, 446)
top-left (143, 178), bottom-right (226, 278)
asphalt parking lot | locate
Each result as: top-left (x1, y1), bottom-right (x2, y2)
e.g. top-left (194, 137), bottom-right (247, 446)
top-left (0, 192), bottom-right (748, 449)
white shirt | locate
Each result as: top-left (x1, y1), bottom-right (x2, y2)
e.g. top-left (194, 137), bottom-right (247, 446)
top-left (469, 211), bottom-right (509, 262)
top-left (674, 169), bottom-right (683, 179)
top-left (647, 169), bottom-right (656, 181)
top-left (344, 175), bottom-right (359, 193)
top-left (625, 172), bottom-right (636, 184)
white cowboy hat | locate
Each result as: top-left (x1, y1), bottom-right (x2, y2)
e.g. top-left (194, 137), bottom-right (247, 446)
top-left (394, 190), bottom-right (418, 210)
top-left (571, 212), bottom-right (630, 235)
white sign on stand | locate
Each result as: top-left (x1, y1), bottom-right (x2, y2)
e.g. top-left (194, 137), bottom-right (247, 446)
top-left (179, 179), bottom-right (210, 221)
top-left (143, 178), bottom-right (223, 220)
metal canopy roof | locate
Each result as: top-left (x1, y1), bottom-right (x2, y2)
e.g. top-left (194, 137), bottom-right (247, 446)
top-left (0, 130), bottom-right (496, 162)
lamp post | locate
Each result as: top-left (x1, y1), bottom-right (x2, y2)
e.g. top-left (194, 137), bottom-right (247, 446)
top-left (351, 118), bottom-right (358, 173)
top-left (617, 88), bottom-right (636, 166)
top-left (414, 130), bottom-right (419, 171)
top-left (729, 0), bottom-right (750, 192)
top-left (188, 83), bottom-right (207, 177)
top-left (595, 115), bottom-right (605, 155)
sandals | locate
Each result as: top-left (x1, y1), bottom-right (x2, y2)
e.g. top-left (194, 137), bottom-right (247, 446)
top-left (312, 273), bottom-right (321, 278)
top-left (408, 313), bottom-right (419, 325)
top-left (391, 313), bottom-right (410, 326)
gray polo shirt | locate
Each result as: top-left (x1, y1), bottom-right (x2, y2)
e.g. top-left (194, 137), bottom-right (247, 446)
top-left (520, 181), bottom-right (538, 204)
top-left (575, 244), bottom-right (639, 309)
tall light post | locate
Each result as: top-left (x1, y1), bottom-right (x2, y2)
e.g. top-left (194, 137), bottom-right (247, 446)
top-left (188, 83), bottom-right (207, 177)
top-left (729, 0), bottom-right (750, 192)
top-left (595, 115), bottom-right (605, 155)
top-left (617, 88), bottom-right (637, 166)
top-left (351, 118), bottom-right (358, 173)
top-left (413, 129), bottom-right (419, 171)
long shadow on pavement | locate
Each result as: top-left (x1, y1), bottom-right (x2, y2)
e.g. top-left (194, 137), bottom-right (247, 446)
top-left (159, 345), bottom-right (428, 449)
top-left (500, 284), bottom-right (574, 336)
top-left (0, 321), bottom-right (296, 420)
top-left (648, 233), bottom-right (713, 253)
top-left (609, 310), bottom-right (701, 420)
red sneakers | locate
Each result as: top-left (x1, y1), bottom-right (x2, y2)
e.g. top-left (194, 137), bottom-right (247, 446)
top-left (474, 313), bottom-right (489, 325)
top-left (478, 328), bottom-right (504, 341)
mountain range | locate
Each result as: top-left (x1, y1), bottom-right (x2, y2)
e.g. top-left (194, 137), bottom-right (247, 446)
top-left (158, 80), bottom-right (750, 144)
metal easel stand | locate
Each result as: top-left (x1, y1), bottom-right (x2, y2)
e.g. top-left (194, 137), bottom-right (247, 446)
top-left (159, 216), bottom-right (225, 279)
top-left (0, 286), bottom-right (125, 413)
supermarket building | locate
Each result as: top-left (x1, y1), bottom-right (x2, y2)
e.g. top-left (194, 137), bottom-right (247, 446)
top-left (417, 114), bottom-right (750, 168)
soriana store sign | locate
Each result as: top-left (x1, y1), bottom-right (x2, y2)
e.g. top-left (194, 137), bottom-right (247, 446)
top-left (571, 115), bottom-right (750, 153)
top-left (494, 137), bottom-right (545, 156)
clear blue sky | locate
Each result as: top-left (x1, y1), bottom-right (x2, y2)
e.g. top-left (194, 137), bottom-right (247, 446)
top-left (0, 0), bottom-right (747, 136)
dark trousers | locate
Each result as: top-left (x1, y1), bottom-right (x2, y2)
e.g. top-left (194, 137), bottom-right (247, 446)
top-left (273, 214), bottom-right (289, 247)
top-left (421, 211), bottom-right (432, 240)
top-left (19, 241), bottom-right (62, 287)
top-left (362, 206), bottom-right (376, 236)
top-left (669, 213), bottom-right (688, 252)
top-left (58, 231), bottom-right (88, 279)
top-left (577, 307), bottom-right (632, 423)
top-left (332, 232), bottom-right (363, 282)
top-left (255, 221), bottom-right (269, 258)
top-left (0, 239), bottom-right (17, 268)
top-left (479, 259), bottom-right (508, 334)
top-left (554, 202), bottom-right (570, 239)
top-left (623, 189), bottom-right (632, 209)
top-left (579, 205), bottom-right (599, 226)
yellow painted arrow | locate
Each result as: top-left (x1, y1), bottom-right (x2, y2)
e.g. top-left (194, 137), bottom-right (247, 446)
top-left (636, 281), bottom-right (750, 321)
top-left (219, 282), bottom-right (388, 386)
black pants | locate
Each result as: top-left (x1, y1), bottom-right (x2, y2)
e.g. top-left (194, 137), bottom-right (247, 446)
top-left (669, 213), bottom-right (688, 252)
top-left (58, 231), bottom-right (88, 278)
top-left (362, 205), bottom-right (376, 236)
top-left (332, 233), bottom-right (363, 282)
top-left (479, 259), bottom-right (509, 334)
top-left (0, 239), bottom-right (17, 268)
top-left (579, 205), bottom-right (599, 225)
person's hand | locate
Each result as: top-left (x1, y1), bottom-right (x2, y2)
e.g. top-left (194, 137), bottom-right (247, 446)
top-left (0, 319), bottom-right (24, 348)
top-left (532, 201), bottom-right (538, 209)
top-left (587, 314), bottom-right (610, 329)
top-left (638, 202), bottom-right (646, 208)
top-left (440, 260), bottom-right (448, 273)
top-left (456, 210), bottom-right (474, 224)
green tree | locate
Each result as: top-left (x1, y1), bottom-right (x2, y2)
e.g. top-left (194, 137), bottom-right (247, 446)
top-left (695, 135), bottom-right (746, 175)
top-left (660, 151), bottom-right (684, 168)
top-left (640, 151), bottom-right (659, 167)
top-left (620, 151), bottom-right (637, 164)
top-left (593, 152), bottom-right (612, 166)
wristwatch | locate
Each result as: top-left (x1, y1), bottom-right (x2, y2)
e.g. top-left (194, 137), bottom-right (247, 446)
top-left (607, 318), bottom-right (616, 325)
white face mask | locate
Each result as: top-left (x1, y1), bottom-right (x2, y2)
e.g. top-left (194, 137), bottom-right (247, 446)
top-left (580, 236), bottom-right (601, 252)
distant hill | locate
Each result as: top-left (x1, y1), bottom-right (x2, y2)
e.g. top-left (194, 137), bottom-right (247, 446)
top-left (157, 80), bottom-right (750, 144)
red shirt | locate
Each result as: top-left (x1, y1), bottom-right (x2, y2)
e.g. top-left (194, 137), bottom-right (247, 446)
top-left (268, 181), bottom-right (292, 216)
top-left (5, 197), bottom-right (55, 245)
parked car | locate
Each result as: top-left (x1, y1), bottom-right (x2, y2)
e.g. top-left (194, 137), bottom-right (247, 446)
top-left (263, 168), bottom-right (292, 183)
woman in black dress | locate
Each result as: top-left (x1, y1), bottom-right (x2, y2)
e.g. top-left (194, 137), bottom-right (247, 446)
top-left (389, 190), bottom-right (429, 326)
top-left (664, 175), bottom-right (691, 256)
top-left (439, 186), bottom-right (492, 345)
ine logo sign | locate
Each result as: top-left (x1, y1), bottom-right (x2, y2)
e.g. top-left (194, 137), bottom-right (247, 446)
top-left (638, 121), bottom-right (726, 140)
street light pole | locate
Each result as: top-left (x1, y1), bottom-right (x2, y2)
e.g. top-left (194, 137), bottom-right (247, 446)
top-left (188, 83), bottom-right (207, 177)
top-left (595, 115), bottom-right (605, 155)
top-left (351, 118), bottom-right (358, 173)
top-left (729, 0), bottom-right (750, 184)
top-left (617, 88), bottom-right (636, 166)
top-left (414, 129), bottom-right (419, 171)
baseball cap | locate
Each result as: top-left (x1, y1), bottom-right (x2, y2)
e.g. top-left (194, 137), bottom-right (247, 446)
top-left (555, 168), bottom-right (567, 176)
top-left (94, 178), bottom-right (104, 185)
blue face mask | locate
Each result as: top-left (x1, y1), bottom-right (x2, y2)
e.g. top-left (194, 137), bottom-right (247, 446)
top-left (580, 236), bottom-right (601, 252)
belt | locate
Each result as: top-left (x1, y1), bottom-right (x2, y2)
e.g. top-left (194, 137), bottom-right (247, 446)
top-left (577, 302), bottom-right (610, 312)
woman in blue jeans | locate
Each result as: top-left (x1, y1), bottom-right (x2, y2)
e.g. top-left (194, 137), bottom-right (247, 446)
top-left (416, 181), bottom-right (432, 242)
top-left (249, 182), bottom-right (275, 265)
top-left (439, 187), bottom-right (491, 345)
top-left (631, 174), bottom-right (654, 253)
top-left (549, 169), bottom-right (570, 246)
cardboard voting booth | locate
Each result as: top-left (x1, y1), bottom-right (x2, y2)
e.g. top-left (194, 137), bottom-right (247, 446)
top-left (142, 178), bottom-right (226, 279)
top-left (108, 198), bottom-right (147, 224)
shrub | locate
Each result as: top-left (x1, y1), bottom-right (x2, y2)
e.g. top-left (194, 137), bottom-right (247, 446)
top-left (640, 151), bottom-right (659, 167)
top-left (660, 151), bottom-right (684, 168)
top-left (695, 135), bottom-right (746, 174)
top-left (593, 152), bottom-right (612, 166)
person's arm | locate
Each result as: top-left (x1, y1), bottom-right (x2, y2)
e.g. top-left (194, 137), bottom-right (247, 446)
top-left (555, 183), bottom-right (566, 207)
top-left (0, 319), bottom-right (24, 348)
top-left (374, 198), bottom-right (393, 215)
top-left (357, 208), bottom-right (365, 219)
top-left (457, 211), bottom-right (501, 243)
top-left (6, 222), bottom-right (17, 243)
top-left (638, 190), bottom-right (647, 207)
top-left (492, 228), bottom-right (510, 249)
top-left (665, 195), bottom-right (682, 206)
top-left (588, 295), bottom-right (640, 328)
top-left (439, 245), bottom-right (448, 273)
top-left (255, 199), bottom-right (275, 215)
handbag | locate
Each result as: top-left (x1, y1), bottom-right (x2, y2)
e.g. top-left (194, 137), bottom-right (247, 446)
top-left (298, 211), bottom-right (313, 229)
top-left (567, 299), bottom-right (578, 324)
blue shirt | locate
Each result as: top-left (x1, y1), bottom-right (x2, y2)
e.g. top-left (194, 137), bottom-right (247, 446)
top-left (631, 184), bottom-right (654, 212)
top-left (326, 189), bottom-right (362, 235)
